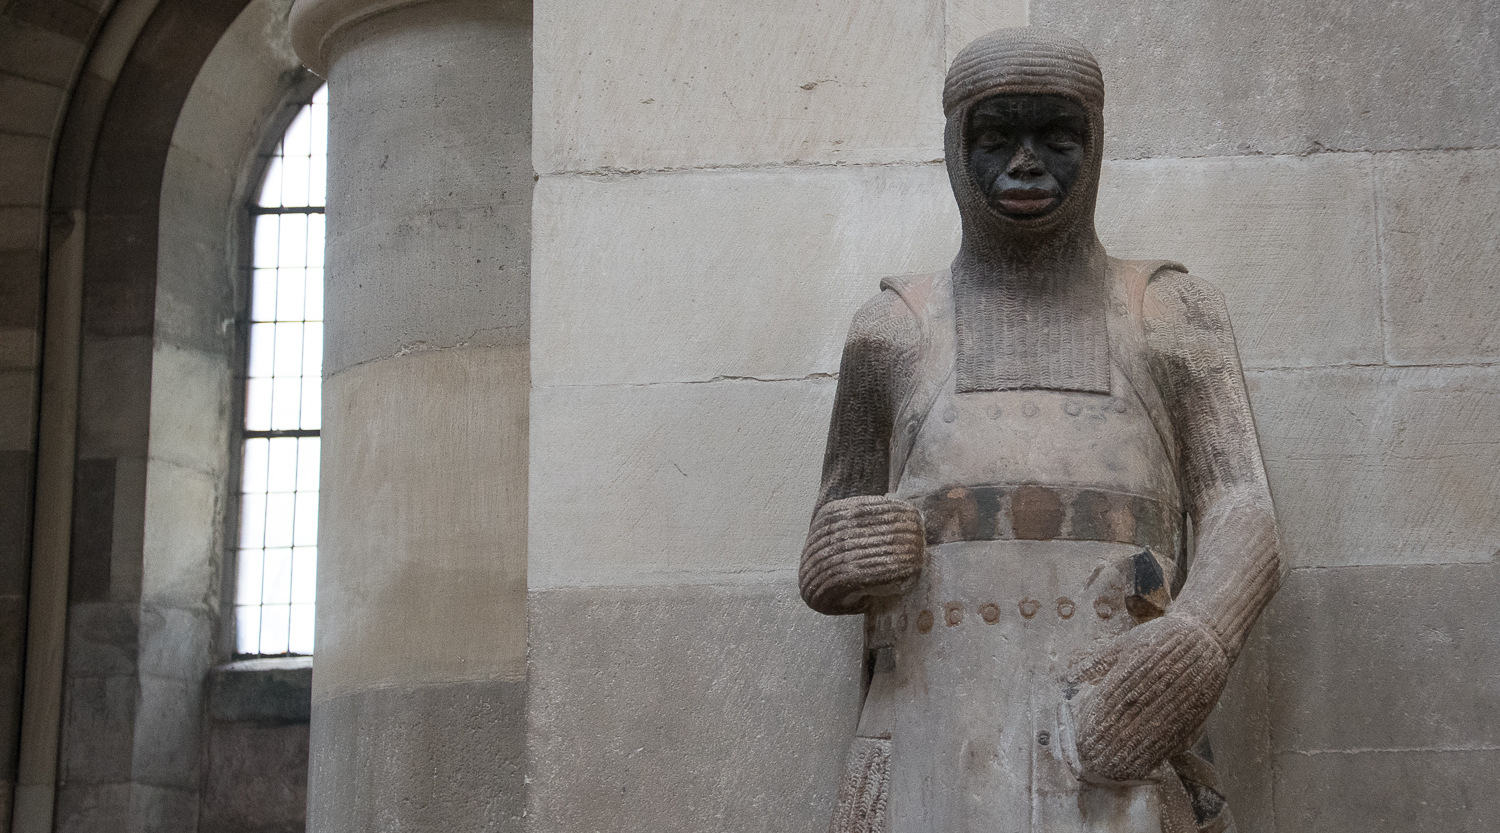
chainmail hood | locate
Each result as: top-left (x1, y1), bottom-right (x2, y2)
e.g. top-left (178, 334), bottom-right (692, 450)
top-left (944, 28), bottom-right (1112, 394)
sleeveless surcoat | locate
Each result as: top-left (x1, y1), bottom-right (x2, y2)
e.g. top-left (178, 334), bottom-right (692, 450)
top-left (829, 260), bottom-right (1234, 833)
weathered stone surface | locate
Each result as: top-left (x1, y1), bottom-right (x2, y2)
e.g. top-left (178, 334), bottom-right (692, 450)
top-left (534, 0), bottom-right (946, 171)
top-left (318, 346), bottom-right (528, 695)
top-left (0, 133), bottom-right (48, 205)
top-left (0, 16), bottom-right (86, 87)
top-left (943, 0), bottom-right (1027, 63)
top-left (75, 334), bottom-right (152, 458)
top-left (139, 460), bottom-right (219, 605)
top-left (1377, 149), bottom-right (1500, 365)
top-left (207, 657), bottom-right (313, 724)
top-left (1274, 748), bottom-right (1500, 833)
top-left (53, 782), bottom-right (131, 833)
top-left (59, 674), bottom-right (136, 783)
top-left (1097, 153), bottom-right (1381, 369)
top-left (324, 0), bottom-right (531, 375)
top-left (0, 72), bottom-right (64, 136)
top-left (156, 148), bottom-right (237, 355)
top-left (527, 583), bottom-right (861, 833)
top-left (131, 674), bottom-right (202, 788)
top-left (137, 605), bottom-right (213, 683)
top-left (64, 602), bottom-right (138, 677)
top-left (0, 367), bottom-right (34, 450)
top-left (308, 678), bottom-right (525, 833)
top-left (1267, 564), bottom-right (1500, 754)
top-left (1033, 0), bottom-right (1500, 158)
top-left (529, 378), bottom-right (833, 589)
top-left (145, 344), bottom-right (232, 476)
top-left (1204, 624), bottom-right (1273, 833)
top-left (1248, 366), bottom-right (1500, 567)
top-left (532, 165), bottom-right (958, 386)
top-left (201, 721), bottom-right (309, 833)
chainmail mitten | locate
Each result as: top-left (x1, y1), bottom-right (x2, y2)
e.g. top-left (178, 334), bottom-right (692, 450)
top-left (800, 495), bottom-right (924, 616)
top-left (1073, 613), bottom-right (1229, 783)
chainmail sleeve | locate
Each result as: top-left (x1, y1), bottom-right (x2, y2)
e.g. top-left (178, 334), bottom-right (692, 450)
top-left (814, 289), bottom-right (922, 509)
top-left (1143, 270), bottom-right (1283, 661)
top-left (801, 290), bottom-right (925, 616)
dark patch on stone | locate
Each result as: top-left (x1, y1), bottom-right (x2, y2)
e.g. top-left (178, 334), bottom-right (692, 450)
top-left (1010, 485), bottom-right (1064, 540)
top-left (69, 457), bottom-right (115, 603)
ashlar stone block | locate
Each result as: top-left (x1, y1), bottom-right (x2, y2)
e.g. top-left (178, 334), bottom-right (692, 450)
top-left (532, 165), bottom-right (959, 387)
top-left (1097, 153), bottom-right (1381, 370)
top-left (318, 345), bottom-right (528, 697)
top-left (534, 0), bottom-right (947, 171)
top-left (1274, 748), bottom-right (1500, 833)
top-left (944, 0), bottom-right (1028, 64)
top-left (1268, 563), bottom-right (1500, 755)
top-left (1378, 149), bottom-right (1500, 366)
top-left (1248, 366), bottom-right (1500, 567)
top-left (527, 583), bottom-right (861, 833)
top-left (530, 377), bottom-right (834, 589)
top-left (1033, 0), bottom-right (1500, 158)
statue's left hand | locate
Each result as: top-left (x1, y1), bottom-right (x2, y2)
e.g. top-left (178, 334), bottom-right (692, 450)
top-left (1068, 613), bottom-right (1229, 783)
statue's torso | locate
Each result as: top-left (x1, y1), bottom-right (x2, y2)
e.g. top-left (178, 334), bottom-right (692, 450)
top-left (838, 262), bottom-right (1213, 833)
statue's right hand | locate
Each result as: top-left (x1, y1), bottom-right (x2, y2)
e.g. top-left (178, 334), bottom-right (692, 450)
top-left (800, 495), bottom-right (924, 615)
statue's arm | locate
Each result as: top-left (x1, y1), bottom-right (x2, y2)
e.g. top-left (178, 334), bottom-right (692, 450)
top-left (799, 290), bottom-right (925, 616)
top-left (1070, 270), bottom-right (1283, 783)
top-left (1144, 269), bottom-right (1282, 660)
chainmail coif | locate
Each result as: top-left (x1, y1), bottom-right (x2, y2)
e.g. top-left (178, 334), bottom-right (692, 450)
top-left (944, 28), bottom-right (1111, 394)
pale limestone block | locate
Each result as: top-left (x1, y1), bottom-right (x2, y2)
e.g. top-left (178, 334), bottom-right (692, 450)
top-left (528, 378), bottom-right (834, 589)
top-left (1247, 366), bottom-right (1500, 568)
top-left (1097, 154), bottom-right (1381, 370)
top-left (526, 584), bottom-right (861, 833)
top-left (533, 0), bottom-right (947, 172)
top-left (1267, 563), bottom-right (1500, 754)
top-left (532, 165), bottom-right (960, 387)
top-left (1034, 0), bottom-right (1500, 158)
top-left (1378, 150), bottom-right (1500, 365)
top-left (147, 344), bottom-right (232, 477)
top-left (1273, 748), bottom-right (1500, 833)
top-left (140, 459), bottom-right (219, 608)
top-left (944, 0), bottom-right (1028, 64)
top-left (317, 345), bottom-right (528, 697)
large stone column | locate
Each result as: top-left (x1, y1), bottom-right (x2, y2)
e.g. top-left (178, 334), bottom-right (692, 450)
top-left (289, 2), bottom-right (531, 831)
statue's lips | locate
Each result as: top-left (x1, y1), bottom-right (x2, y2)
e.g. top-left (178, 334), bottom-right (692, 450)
top-left (993, 187), bottom-right (1059, 215)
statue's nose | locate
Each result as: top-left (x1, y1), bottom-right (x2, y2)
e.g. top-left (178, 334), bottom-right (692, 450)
top-left (1005, 143), bottom-right (1046, 178)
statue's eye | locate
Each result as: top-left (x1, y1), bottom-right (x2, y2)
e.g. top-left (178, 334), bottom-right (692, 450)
top-left (975, 129), bottom-right (1010, 148)
top-left (1046, 129), bottom-right (1081, 150)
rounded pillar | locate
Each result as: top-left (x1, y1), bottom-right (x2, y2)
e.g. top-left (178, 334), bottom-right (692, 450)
top-left (289, 1), bottom-right (531, 830)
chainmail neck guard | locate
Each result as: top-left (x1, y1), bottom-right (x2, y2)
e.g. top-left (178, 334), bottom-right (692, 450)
top-left (943, 28), bottom-right (1111, 394)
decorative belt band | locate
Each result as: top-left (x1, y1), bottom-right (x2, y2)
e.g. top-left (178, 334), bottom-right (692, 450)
top-left (911, 483), bottom-right (1182, 554)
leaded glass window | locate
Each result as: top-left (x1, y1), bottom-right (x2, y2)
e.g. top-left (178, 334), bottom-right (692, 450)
top-left (236, 84), bottom-right (326, 656)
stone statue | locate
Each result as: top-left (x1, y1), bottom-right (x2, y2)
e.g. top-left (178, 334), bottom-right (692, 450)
top-left (800, 28), bottom-right (1282, 833)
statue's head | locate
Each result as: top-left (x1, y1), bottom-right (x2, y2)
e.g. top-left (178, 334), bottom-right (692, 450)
top-left (943, 28), bottom-right (1104, 245)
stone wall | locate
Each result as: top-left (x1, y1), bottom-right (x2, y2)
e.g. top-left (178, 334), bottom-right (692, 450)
top-left (1035, 0), bottom-right (1500, 829)
top-left (527, 1), bottom-right (1500, 832)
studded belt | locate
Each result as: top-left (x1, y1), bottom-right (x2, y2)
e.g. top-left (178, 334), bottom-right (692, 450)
top-left (910, 483), bottom-right (1182, 556)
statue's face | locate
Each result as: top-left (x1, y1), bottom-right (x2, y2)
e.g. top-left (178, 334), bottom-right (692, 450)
top-left (967, 94), bottom-right (1088, 217)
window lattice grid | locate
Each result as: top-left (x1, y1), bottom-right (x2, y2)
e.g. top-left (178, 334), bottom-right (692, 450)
top-left (237, 84), bottom-right (326, 657)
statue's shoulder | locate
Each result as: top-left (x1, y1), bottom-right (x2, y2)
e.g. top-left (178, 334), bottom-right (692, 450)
top-left (846, 271), bottom-right (941, 345)
top-left (1137, 262), bottom-right (1232, 332)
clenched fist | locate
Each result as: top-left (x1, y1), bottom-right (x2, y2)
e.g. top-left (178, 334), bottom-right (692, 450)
top-left (800, 495), bottom-right (924, 615)
top-left (1069, 613), bottom-right (1229, 783)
